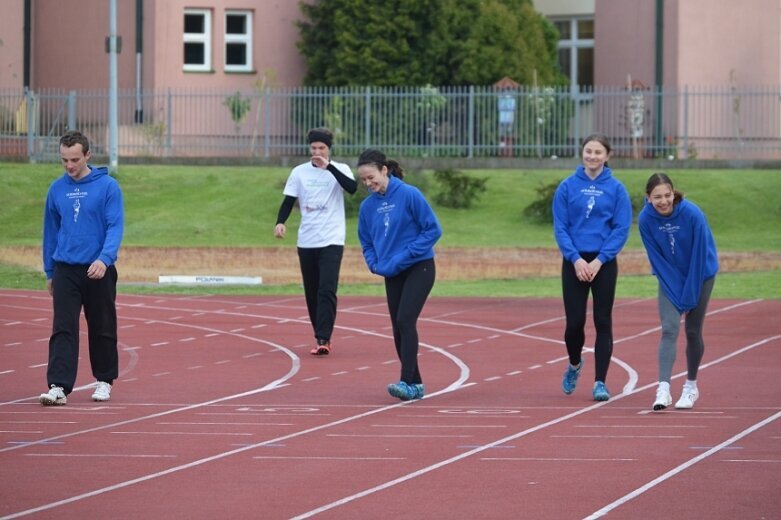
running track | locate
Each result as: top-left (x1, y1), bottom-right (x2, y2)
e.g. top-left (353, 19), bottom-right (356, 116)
top-left (0, 290), bottom-right (779, 519)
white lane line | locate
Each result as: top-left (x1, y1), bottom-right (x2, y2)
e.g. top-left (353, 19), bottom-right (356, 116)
top-left (111, 431), bottom-right (253, 436)
top-left (552, 435), bottom-right (684, 439)
top-left (721, 459), bottom-right (781, 463)
top-left (1, 383), bottom-right (467, 519)
top-left (326, 434), bottom-right (472, 438)
top-left (371, 424), bottom-right (506, 429)
top-left (253, 456), bottom-right (405, 461)
top-left (290, 333), bottom-right (781, 520)
top-left (0, 370), bottom-right (14, 375)
top-left (25, 453), bottom-right (176, 458)
top-left (28, 364), bottom-right (47, 369)
top-left (482, 457), bottom-right (637, 462)
top-left (156, 422), bottom-right (294, 427)
top-left (584, 409), bottom-right (781, 520)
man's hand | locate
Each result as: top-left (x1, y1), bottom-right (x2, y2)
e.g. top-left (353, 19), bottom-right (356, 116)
top-left (46, 279), bottom-right (53, 296)
top-left (87, 260), bottom-right (107, 279)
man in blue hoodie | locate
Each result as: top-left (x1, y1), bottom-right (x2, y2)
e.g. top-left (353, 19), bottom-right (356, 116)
top-left (39, 131), bottom-right (124, 406)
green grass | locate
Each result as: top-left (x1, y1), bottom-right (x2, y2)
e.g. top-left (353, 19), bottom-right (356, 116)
top-left (2, 163), bottom-right (780, 298)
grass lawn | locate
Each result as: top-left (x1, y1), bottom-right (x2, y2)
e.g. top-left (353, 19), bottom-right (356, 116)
top-left (2, 162), bottom-right (779, 299)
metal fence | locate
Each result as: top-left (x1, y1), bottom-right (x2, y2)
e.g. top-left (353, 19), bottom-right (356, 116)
top-left (1, 85), bottom-right (779, 161)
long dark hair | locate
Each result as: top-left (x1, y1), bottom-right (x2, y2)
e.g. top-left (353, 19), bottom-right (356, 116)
top-left (357, 148), bottom-right (404, 179)
top-left (645, 172), bottom-right (684, 205)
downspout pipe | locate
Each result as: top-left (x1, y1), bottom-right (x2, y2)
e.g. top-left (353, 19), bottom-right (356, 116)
top-left (134, 0), bottom-right (144, 123)
top-left (654, 0), bottom-right (664, 156)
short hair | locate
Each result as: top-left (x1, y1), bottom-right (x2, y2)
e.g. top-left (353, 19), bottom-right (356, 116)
top-left (59, 130), bottom-right (90, 154)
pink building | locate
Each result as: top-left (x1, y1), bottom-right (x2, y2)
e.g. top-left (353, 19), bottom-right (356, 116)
top-left (0, 0), bottom-right (309, 92)
top-left (0, 0), bottom-right (778, 159)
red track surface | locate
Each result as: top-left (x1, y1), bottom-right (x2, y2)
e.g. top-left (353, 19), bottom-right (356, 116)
top-left (1, 290), bottom-right (779, 519)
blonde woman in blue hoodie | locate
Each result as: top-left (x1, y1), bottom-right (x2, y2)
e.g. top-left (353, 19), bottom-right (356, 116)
top-left (40, 131), bottom-right (124, 406)
top-left (553, 134), bottom-right (632, 402)
top-left (639, 173), bottom-right (718, 411)
top-left (357, 149), bottom-right (442, 401)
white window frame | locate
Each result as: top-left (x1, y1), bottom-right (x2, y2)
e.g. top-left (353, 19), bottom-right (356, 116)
top-left (554, 17), bottom-right (594, 92)
top-left (183, 8), bottom-right (212, 72)
top-left (224, 10), bottom-right (253, 72)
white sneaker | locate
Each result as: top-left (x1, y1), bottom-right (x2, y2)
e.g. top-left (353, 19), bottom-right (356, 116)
top-left (91, 381), bottom-right (112, 402)
top-left (653, 386), bottom-right (673, 411)
top-left (39, 385), bottom-right (67, 406)
top-left (675, 387), bottom-right (699, 409)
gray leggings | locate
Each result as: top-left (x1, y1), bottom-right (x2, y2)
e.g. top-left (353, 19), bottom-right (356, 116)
top-left (657, 277), bottom-right (715, 383)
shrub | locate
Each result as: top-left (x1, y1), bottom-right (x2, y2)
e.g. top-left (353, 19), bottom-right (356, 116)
top-left (523, 179), bottom-right (561, 223)
top-left (433, 168), bottom-right (487, 209)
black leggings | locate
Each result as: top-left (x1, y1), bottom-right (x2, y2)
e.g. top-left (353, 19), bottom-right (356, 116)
top-left (297, 245), bottom-right (344, 342)
top-left (561, 254), bottom-right (618, 383)
top-left (384, 259), bottom-right (436, 384)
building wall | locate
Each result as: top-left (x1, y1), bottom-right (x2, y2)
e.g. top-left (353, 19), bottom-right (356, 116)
top-left (148, 0), bottom-right (307, 91)
top-left (675, 0), bottom-right (780, 86)
top-left (595, 0), bottom-right (780, 89)
top-left (19, 0), bottom-right (308, 92)
top-left (0, 2), bottom-right (27, 89)
top-left (31, 0), bottom-right (137, 90)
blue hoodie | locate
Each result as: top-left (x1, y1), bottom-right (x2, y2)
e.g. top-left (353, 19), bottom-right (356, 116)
top-left (638, 199), bottom-right (718, 313)
top-left (42, 166), bottom-right (124, 279)
top-left (358, 175), bottom-right (442, 278)
top-left (552, 165), bottom-right (632, 264)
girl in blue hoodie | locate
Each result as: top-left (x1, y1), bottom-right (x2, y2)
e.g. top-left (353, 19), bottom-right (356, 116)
top-left (553, 134), bottom-right (632, 402)
top-left (639, 173), bottom-right (718, 411)
top-left (357, 149), bottom-right (442, 401)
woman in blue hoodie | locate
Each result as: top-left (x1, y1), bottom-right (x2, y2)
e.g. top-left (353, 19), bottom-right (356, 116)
top-left (357, 149), bottom-right (442, 401)
top-left (639, 173), bottom-right (718, 411)
top-left (553, 134), bottom-right (632, 401)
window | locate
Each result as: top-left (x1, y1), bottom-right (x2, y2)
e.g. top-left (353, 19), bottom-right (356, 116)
top-left (553, 18), bottom-right (594, 89)
top-left (183, 9), bottom-right (212, 72)
top-left (224, 10), bottom-right (253, 72)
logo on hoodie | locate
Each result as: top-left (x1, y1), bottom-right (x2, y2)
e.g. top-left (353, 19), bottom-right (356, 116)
top-left (580, 185), bottom-right (603, 218)
top-left (66, 187), bottom-right (88, 223)
top-left (658, 223), bottom-right (680, 255)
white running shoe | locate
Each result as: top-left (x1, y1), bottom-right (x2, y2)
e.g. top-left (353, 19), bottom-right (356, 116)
top-left (653, 386), bottom-right (673, 411)
top-left (39, 385), bottom-right (67, 406)
top-left (675, 387), bottom-right (699, 409)
top-left (91, 381), bottom-right (112, 402)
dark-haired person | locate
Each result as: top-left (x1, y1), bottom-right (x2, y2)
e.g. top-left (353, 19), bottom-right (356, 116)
top-left (40, 130), bottom-right (124, 405)
top-left (639, 173), bottom-right (718, 410)
top-left (274, 127), bottom-right (357, 355)
top-left (356, 149), bottom-right (442, 401)
top-left (553, 133), bottom-right (632, 402)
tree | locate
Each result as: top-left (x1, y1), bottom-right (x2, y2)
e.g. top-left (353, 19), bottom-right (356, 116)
top-left (297, 0), bottom-right (564, 87)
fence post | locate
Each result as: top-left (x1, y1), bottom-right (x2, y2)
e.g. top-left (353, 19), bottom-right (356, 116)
top-left (363, 86), bottom-right (371, 149)
top-left (165, 88), bottom-right (172, 157)
top-left (572, 85), bottom-right (581, 158)
top-left (468, 85), bottom-right (475, 158)
top-left (67, 90), bottom-right (77, 130)
top-left (26, 89), bottom-right (35, 161)
top-left (682, 86), bottom-right (689, 160)
top-left (263, 87), bottom-right (270, 158)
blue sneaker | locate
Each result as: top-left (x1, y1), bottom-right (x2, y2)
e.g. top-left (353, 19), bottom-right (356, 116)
top-left (562, 361), bottom-right (583, 395)
top-left (388, 381), bottom-right (419, 401)
top-left (413, 384), bottom-right (425, 400)
top-left (593, 381), bottom-right (610, 401)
